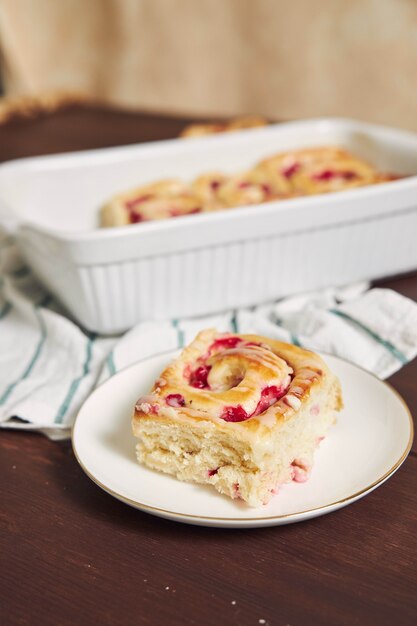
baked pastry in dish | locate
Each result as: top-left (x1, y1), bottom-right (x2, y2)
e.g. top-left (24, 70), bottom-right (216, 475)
top-left (102, 144), bottom-right (401, 227)
top-left (216, 167), bottom-right (289, 208)
top-left (258, 146), bottom-right (377, 195)
top-left (191, 172), bottom-right (230, 211)
top-left (132, 329), bottom-right (343, 507)
top-left (101, 179), bottom-right (203, 226)
top-left (180, 116), bottom-right (268, 138)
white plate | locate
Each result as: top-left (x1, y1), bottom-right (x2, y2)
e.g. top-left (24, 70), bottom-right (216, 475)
top-left (72, 351), bottom-right (413, 528)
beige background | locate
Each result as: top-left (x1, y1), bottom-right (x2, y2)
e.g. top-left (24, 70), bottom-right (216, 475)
top-left (1, 0), bottom-right (416, 130)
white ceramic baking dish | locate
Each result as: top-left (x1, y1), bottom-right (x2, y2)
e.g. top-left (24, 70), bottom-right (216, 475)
top-left (1, 118), bottom-right (417, 334)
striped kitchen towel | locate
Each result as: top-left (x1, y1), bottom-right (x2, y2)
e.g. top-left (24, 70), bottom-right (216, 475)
top-left (1, 235), bottom-right (417, 440)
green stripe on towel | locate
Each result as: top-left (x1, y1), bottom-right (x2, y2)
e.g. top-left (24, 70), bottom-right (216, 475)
top-left (107, 350), bottom-right (116, 376)
top-left (172, 319), bottom-right (185, 348)
top-left (230, 312), bottom-right (239, 333)
top-left (0, 308), bottom-right (47, 406)
top-left (55, 336), bottom-right (96, 424)
top-left (290, 333), bottom-right (302, 347)
top-left (273, 315), bottom-right (302, 347)
top-left (329, 309), bottom-right (408, 364)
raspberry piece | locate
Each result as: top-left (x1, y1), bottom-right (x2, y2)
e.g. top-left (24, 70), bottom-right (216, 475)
top-left (166, 394), bottom-right (185, 407)
top-left (221, 405), bottom-right (249, 422)
top-left (189, 365), bottom-right (211, 389)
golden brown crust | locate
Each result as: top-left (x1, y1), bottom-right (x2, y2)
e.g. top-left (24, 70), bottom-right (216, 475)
top-left (133, 329), bottom-right (342, 440)
top-left (259, 146), bottom-right (376, 195)
top-left (180, 116), bottom-right (268, 138)
top-left (191, 172), bottom-right (230, 211)
top-left (101, 178), bottom-right (203, 225)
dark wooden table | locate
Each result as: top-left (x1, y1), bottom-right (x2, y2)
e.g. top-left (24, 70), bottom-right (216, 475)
top-left (0, 104), bottom-right (416, 626)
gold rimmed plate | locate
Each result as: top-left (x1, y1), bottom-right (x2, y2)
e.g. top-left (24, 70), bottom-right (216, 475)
top-left (72, 351), bottom-right (413, 528)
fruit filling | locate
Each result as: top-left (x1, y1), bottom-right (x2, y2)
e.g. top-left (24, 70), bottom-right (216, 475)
top-left (129, 212), bottom-right (144, 223)
top-left (221, 405), bottom-right (249, 422)
top-left (253, 385), bottom-right (285, 415)
top-left (282, 162), bottom-right (300, 178)
top-left (220, 384), bottom-right (288, 422)
top-left (166, 394), bottom-right (186, 407)
top-left (209, 336), bottom-right (242, 352)
top-left (189, 365), bottom-right (212, 389)
top-left (312, 169), bottom-right (358, 182)
top-left (291, 459), bottom-right (309, 482)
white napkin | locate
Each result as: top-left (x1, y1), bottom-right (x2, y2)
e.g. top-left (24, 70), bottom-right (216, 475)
top-left (1, 235), bottom-right (417, 440)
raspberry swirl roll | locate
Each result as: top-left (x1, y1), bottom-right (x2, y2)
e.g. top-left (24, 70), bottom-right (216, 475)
top-left (101, 179), bottom-right (203, 226)
top-left (259, 146), bottom-right (377, 196)
top-left (133, 329), bottom-right (343, 507)
top-left (217, 168), bottom-right (288, 208)
top-left (191, 172), bottom-right (230, 211)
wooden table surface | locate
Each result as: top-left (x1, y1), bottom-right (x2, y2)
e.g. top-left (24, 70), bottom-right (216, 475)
top-left (0, 104), bottom-right (416, 626)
